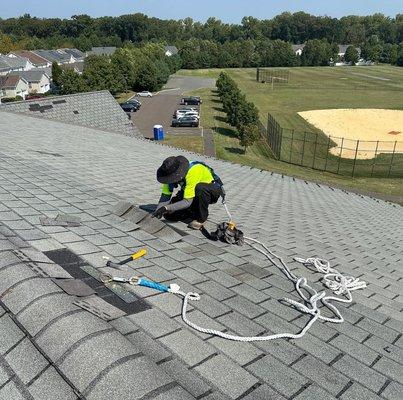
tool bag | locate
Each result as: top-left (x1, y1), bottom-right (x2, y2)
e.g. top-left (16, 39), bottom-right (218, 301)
top-left (213, 222), bottom-right (244, 246)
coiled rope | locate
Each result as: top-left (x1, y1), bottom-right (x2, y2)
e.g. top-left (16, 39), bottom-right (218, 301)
top-left (173, 202), bottom-right (367, 341)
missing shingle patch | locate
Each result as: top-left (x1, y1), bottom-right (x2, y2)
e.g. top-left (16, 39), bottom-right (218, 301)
top-left (73, 110), bottom-right (79, 114)
top-left (44, 248), bottom-right (151, 315)
top-left (52, 99), bottom-right (66, 105)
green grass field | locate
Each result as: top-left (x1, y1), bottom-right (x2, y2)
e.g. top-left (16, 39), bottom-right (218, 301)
top-left (179, 66), bottom-right (403, 203)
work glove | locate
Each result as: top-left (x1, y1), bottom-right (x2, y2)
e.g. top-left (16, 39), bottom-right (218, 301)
top-left (152, 206), bottom-right (167, 219)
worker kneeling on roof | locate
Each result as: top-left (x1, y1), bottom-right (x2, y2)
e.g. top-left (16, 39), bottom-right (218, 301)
top-left (152, 156), bottom-right (224, 230)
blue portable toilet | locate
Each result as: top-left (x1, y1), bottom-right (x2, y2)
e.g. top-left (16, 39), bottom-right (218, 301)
top-left (153, 125), bottom-right (164, 141)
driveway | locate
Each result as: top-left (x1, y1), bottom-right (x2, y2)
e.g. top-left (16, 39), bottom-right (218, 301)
top-left (130, 75), bottom-right (215, 139)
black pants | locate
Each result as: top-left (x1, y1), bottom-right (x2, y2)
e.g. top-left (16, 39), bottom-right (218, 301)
top-left (165, 182), bottom-right (222, 223)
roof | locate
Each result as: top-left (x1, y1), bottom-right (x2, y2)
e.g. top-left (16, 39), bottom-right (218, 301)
top-left (0, 55), bottom-right (28, 72)
top-left (10, 70), bottom-right (50, 83)
top-left (0, 75), bottom-right (27, 89)
top-left (0, 110), bottom-right (402, 399)
top-left (87, 47), bottom-right (117, 56)
top-left (164, 46), bottom-right (179, 55)
top-left (10, 50), bottom-right (49, 67)
top-left (32, 50), bottom-right (72, 63)
top-left (338, 45), bottom-right (361, 54)
top-left (61, 48), bottom-right (85, 60)
top-left (292, 44), bottom-right (305, 51)
top-left (0, 91), bottom-right (139, 136)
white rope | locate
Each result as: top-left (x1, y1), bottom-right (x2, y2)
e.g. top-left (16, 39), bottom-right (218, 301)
top-left (174, 236), bottom-right (367, 341)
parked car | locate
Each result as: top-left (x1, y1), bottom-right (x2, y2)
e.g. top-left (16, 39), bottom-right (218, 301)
top-left (127, 98), bottom-right (141, 107)
top-left (173, 108), bottom-right (198, 119)
top-left (171, 115), bottom-right (199, 127)
top-left (120, 102), bottom-right (140, 112)
top-left (180, 96), bottom-right (202, 105)
top-left (136, 91), bottom-right (153, 97)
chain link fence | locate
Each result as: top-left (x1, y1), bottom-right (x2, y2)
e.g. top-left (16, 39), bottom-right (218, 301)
top-left (264, 114), bottom-right (403, 178)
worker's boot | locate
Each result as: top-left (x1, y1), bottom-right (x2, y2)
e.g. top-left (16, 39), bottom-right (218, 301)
top-left (188, 220), bottom-right (204, 230)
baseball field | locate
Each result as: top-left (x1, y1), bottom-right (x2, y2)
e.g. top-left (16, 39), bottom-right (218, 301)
top-left (178, 65), bottom-right (403, 202)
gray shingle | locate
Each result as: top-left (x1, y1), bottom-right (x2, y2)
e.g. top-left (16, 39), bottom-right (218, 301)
top-left (158, 330), bottom-right (216, 367)
top-left (195, 355), bottom-right (258, 399)
top-left (247, 355), bottom-right (308, 398)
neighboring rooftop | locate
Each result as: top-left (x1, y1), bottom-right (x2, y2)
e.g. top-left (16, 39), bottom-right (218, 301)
top-left (0, 109), bottom-right (402, 400)
top-left (87, 47), bottom-right (117, 56)
top-left (0, 91), bottom-right (139, 137)
top-left (32, 49), bottom-right (72, 64)
top-left (164, 45), bottom-right (179, 56)
top-left (0, 74), bottom-right (27, 89)
top-left (10, 69), bottom-right (50, 83)
top-left (0, 54), bottom-right (28, 72)
top-left (9, 50), bottom-right (49, 67)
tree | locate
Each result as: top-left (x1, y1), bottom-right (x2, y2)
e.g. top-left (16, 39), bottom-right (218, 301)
top-left (396, 46), bottom-right (403, 66)
top-left (136, 58), bottom-right (158, 91)
top-left (344, 45), bottom-right (359, 64)
top-left (51, 61), bottom-right (63, 87)
top-left (59, 69), bottom-right (88, 94)
top-left (83, 55), bottom-right (124, 93)
top-left (239, 124), bottom-right (260, 153)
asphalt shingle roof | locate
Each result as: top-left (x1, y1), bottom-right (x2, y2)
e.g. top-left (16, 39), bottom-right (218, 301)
top-left (10, 70), bottom-right (50, 83)
top-left (0, 109), bottom-right (402, 400)
top-left (0, 91), bottom-right (139, 137)
top-left (10, 51), bottom-right (49, 67)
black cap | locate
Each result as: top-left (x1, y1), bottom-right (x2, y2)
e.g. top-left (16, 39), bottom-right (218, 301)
top-left (156, 156), bottom-right (189, 184)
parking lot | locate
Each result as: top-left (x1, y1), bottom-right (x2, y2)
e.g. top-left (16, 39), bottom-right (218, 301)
top-left (127, 75), bottom-right (215, 139)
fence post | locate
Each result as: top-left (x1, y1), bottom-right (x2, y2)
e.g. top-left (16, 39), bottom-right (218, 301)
top-left (337, 137), bottom-right (344, 174)
top-left (312, 132), bottom-right (318, 169)
top-left (324, 135), bottom-right (331, 172)
top-left (301, 132), bottom-right (307, 166)
top-left (387, 141), bottom-right (397, 178)
top-left (370, 140), bottom-right (379, 177)
top-left (289, 129), bottom-right (294, 162)
top-left (351, 140), bottom-right (360, 177)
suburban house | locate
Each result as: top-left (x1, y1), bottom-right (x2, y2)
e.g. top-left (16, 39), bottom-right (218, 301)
top-left (8, 50), bottom-right (50, 68)
top-left (87, 47), bottom-right (117, 56)
top-left (0, 54), bottom-right (33, 76)
top-left (0, 75), bottom-right (29, 99)
top-left (164, 45), bottom-right (179, 57)
top-left (338, 45), bottom-right (361, 60)
top-left (32, 49), bottom-right (75, 65)
top-left (10, 70), bottom-right (51, 94)
top-left (61, 48), bottom-right (85, 62)
top-left (292, 44), bottom-right (305, 56)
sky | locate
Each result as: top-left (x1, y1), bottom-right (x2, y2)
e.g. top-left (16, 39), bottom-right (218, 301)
top-left (1, 0), bottom-right (402, 22)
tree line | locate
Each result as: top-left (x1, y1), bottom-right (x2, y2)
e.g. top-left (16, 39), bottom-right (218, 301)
top-left (53, 43), bottom-right (181, 95)
top-left (216, 72), bottom-right (260, 152)
top-left (0, 12), bottom-right (402, 49)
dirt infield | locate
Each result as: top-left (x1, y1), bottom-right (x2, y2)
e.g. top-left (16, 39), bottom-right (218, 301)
top-left (298, 109), bottom-right (403, 159)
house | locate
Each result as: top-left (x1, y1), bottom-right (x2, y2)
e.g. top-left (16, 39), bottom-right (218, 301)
top-left (8, 50), bottom-right (50, 68)
top-left (10, 70), bottom-right (51, 94)
top-left (164, 46), bottom-right (179, 57)
top-left (61, 48), bottom-right (85, 62)
top-left (86, 47), bottom-right (117, 57)
top-left (0, 75), bottom-right (29, 99)
top-left (292, 44), bottom-right (305, 56)
top-left (338, 45), bottom-right (361, 61)
top-left (32, 49), bottom-right (74, 65)
top-left (0, 54), bottom-right (33, 76)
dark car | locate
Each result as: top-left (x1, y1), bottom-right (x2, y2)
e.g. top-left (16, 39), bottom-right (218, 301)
top-left (120, 101), bottom-right (140, 112)
top-left (127, 98), bottom-right (141, 107)
top-left (180, 96), bottom-right (202, 106)
top-left (171, 115), bottom-right (199, 127)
